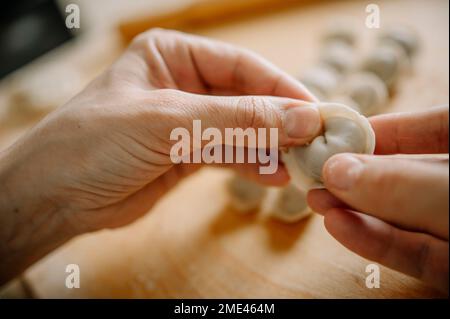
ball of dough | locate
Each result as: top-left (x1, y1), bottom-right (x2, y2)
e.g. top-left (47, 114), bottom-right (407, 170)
top-left (328, 95), bottom-right (362, 114)
top-left (379, 26), bottom-right (419, 58)
top-left (361, 43), bottom-right (406, 88)
top-left (9, 64), bottom-right (85, 118)
top-left (337, 72), bottom-right (389, 116)
top-left (300, 65), bottom-right (340, 98)
top-left (302, 85), bottom-right (326, 102)
top-left (320, 41), bottom-right (355, 74)
top-left (322, 21), bottom-right (356, 46)
top-left (269, 184), bottom-right (311, 223)
top-left (282, 103), bottom-right (375, 191)
top-left (227, 174), bottom-right (266, 213)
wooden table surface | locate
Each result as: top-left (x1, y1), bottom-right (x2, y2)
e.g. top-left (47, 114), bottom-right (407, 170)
top-left (1, 0), bottom-right (448, 298)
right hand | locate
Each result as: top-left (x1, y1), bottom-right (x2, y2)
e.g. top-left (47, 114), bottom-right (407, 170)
top-left (308, 106), bottom-right (449, 293)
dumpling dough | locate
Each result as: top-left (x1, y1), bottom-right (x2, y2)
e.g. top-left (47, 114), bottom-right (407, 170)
top-left (320, 41), bottom-right (355, 74)
top-left (227, 174), bottom-right (266, 213)
top-left (300, 64), bottom-right (340, 98)
top-left (379, 26), bottom-right (419, 58)
top-left (337, 72), bottom-right (388, 116)
top-left (282, 103), bottom-right (375, 191)
top-left (9, 64), bottom-right (85, 117)
top-left (328, 95), bottom-right (362, 114)
top-left (322, 21), bottom-right (356, 46)
top-left (361, 43), bottom-right (406, 88)
top-left (269, 184), bottom-right (312, 223)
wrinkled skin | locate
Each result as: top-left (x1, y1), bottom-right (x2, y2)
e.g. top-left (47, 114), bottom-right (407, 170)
top-left (0, 29), bottom-right (321, 284)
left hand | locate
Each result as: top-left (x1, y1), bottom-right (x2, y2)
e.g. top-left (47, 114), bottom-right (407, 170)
top-left (0, 29), bottom-right (321, 284)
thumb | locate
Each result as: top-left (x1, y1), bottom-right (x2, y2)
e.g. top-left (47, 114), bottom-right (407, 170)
top-left (168, 90), bottom-right (322, 148)
top-left (322, 154), bottom-right (449, 239)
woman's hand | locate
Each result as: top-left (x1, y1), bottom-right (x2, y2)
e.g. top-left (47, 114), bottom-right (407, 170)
top-left (308, 105), bottom-right (449, 293)
top-left (0, 29), bottom-right (322, 283)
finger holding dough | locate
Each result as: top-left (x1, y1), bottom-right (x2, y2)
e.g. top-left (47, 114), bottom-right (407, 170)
top-left (282, 103), bottom-right (375, 191)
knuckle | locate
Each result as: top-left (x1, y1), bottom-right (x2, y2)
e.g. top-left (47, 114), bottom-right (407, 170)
top-left (98, 67), bottom-right (126, 91)
top-left (131, 28), bottom-right (169, 46)
top-left (138, 89), bottom-right (186, 119)
top-left (147, 89), bottom-right (188, 117)
top-left (155, 88), bottom-right (183, 99)
top-left (235, 96), bottom-right (270, 128)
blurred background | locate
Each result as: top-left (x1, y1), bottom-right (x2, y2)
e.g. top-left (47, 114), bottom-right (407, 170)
top-left (0, 0), bottom-right (448, 144)
top-left (0, 0), bottom-right (448, 298)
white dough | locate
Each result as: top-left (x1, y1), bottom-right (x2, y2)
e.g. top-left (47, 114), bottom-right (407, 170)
top-left (320, 41), bottom-right (355, 74)
top-left (337, 72), bottom-right (389, 116)
top-left (361, 43), bottom-right (406, 88)
top-left (322, 21), bottom-right (356, 46)
top-left (302, 85), bottom-right (326, 102)
top-left (227, 174), bottom-right (266, 213)
top-left (268, 184), bottom-right (312, 223)
top-left (379, 26), bottom-right (419, 58)
top-left (9, 64), bottom-right (84, 117)
top-left (300, 64), bottom-right (340, 98)
top-left (328, 95), bottom-right (362, 114)
top-left (282, 103), bottom-right (375, 191)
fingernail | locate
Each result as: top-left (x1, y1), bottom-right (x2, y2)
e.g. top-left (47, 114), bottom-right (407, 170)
top-left (323, 154), bottom-right (363, 191)
top-left (284, 105), bottom-right (321, 139)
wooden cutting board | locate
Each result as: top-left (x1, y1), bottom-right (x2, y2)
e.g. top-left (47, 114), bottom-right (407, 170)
top-left (3, 0), bottom-right (448, 298)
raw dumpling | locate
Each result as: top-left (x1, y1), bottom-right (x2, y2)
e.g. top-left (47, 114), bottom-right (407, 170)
top-left (9, 64), bottom-right (85, 117)
top-left (337, 72), bottom-right (388, 116)
top-left (361, 43), bottom-right (406, 88)
top-left (282, 103), bottom-right (375, 191)
top-left (378, 26), bottom-right (419, 58)
top-left (268, 184), bottom-right (312, 223)
top-left (227, 174), bottom-right (266, 213)
top-left (320, 41), bottom-right (355, 74)
top-left (300, 64), bottom-right (340, 98)
top-left (328, 95), bottom-right (362, 114)
top-left (322, 21), bottom-right (356, 46)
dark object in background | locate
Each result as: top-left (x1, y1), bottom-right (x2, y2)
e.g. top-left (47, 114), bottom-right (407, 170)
top-left (0, 0), bottom-right (74, 79)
